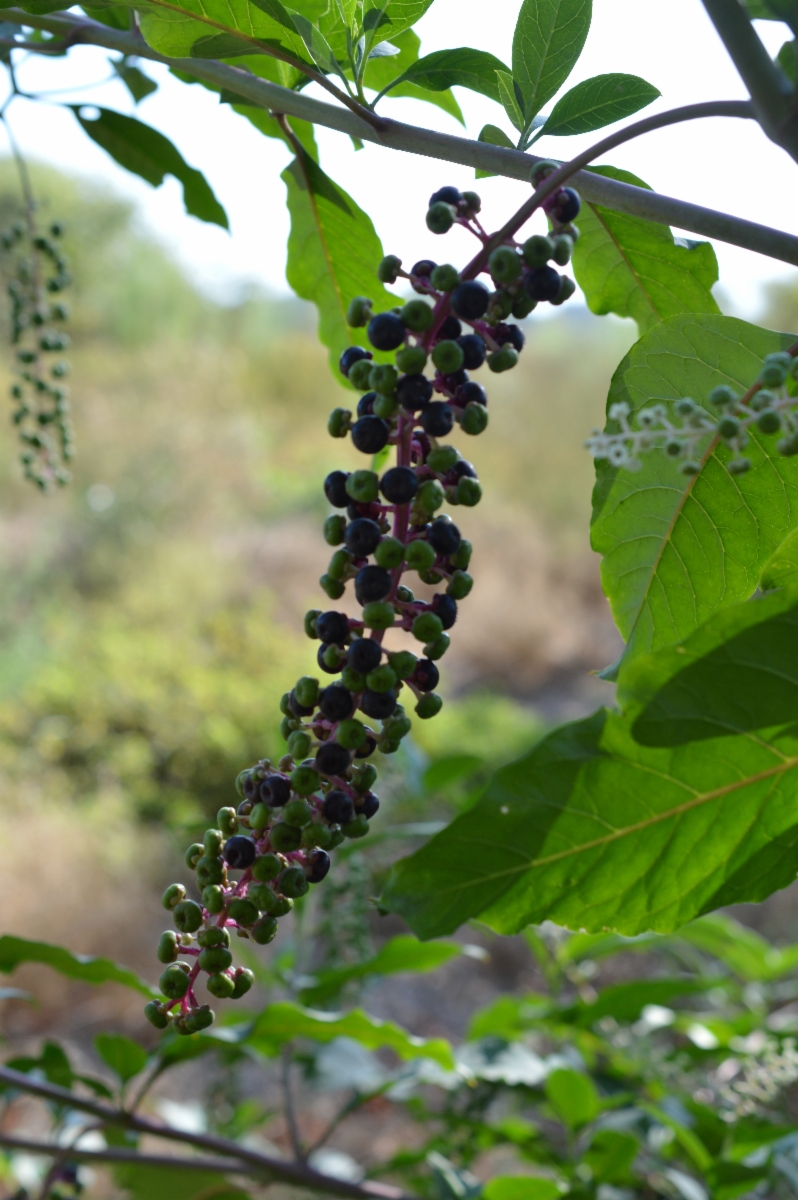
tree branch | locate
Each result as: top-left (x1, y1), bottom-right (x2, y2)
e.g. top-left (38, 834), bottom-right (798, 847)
top-left (0, 1065), bottom-right (414, 1200)
top-left (0, 1132), bottom-right (256, 1177)
top-left (0, 9), bottom-right (797, 266)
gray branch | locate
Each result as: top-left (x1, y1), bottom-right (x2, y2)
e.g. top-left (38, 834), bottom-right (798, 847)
top-left (0, 8), bottom-right (797, 265)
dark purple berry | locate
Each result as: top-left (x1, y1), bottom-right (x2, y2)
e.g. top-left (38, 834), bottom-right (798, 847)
top-left (526, 266), bottom-right (561, 302)
top-left (458, 381), bottom-right (487, 407)
top-left (316, 611), bottom-right (350, 645)
top-left (360, 690), bottom-right (397, 719)
top-left (414, 659), bottom-right (440, 691)
top-left (318, 644), bottom-right (342, 674)
top-left (355, 565), bottom-right (392, 605)
top-left (420, 402), bottom-right (454, 437)
top-left (224, 836), bottom-right (256, 869)
top-left (494, 324), bottom-right (525, 351)
top-left (348, 637), bottom-right (382, 674)
top-left (347, 504), bottom-right (363, 521)
top-left (458, 334), bottom-right (486, 369)
top-left (357, 391), bottom-right (376, 417)
top-left (339, 346), bottom-right (372, 378)
top-left (305, 849), bottom-right (331, 883)
top-left (355, 734), bottom-right (377, 758)
top-left (433, 593), bottom-right (458, 630)
top-left (368, 312), bottom-right (405, 351)
top-left (323, 789), bottom-right (355, 824)
top-left (289, 690), bottom-right (314, 718)
top-left (410, 260), bottom-right (437, 293)
top-left (316, 741), bottom-right (351, 777)
top-left (243, 772), bottom-right (258, 800)
top-left (345, 517), bottom-right (382, 557)
top-left (453, 460), bottom-right (477, 478)
top-left (261, 775), bottom-right (291, 807)
top-left (397, 373), bottom-right (433, 411)
top-left (437, 315), bottom-right (462, 340)
top-left (381, 466), bottom-right (418, 504)
top-left (352, 416), bottom-right (389, 455)
top-left (553, 187), bottom-right (581, 223)
top-left (357, 792), bottom-right (380, 819)
top-left (451, 281), bottom-right (490, 321)
top-left (319, 685), bottom-right (355, 723)
top-left (428, 519), bottom-right (461, 556)
top-left (429, 186), bottom-right (462, 207)
top-left (324, 471), bottom-right (350, 508)
top-left (444, 368), bottom-right (469, 389)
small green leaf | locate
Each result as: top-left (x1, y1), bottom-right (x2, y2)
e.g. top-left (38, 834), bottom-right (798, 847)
top-left (745, 0), bottom-right (798, 32)
top-left (139, 0), bottom-right (311, 65)
top-left (674, 913), bottom-right (798, 982)
top-left (298, 934), bottom-right (463, 1006)
top-left (545, 1068), bottom-right (600, 1128)
top-left (94, 1033), bottom-right (148, 1084)
top-left (496, 69), bottom-right (524, 132)
top-left (512, 0), bottom-right (592, 122)
top-left (777, 38), bottom-right (798, 82)
top-left (111, 58), bottom-right (159, 103)
top-left (361, 0), bottom-right (437, 49)
top-left (467, 994), bottom-right (552, 1041)
top-left (761, 525), bottom-right (798, 590)
top-left (364, 30), bottom-right (463, 123)
top-left (72, 107), bottom-right (228, 228)
top-left (0, 935), bottom-right (157, 997)
top-left (424, 754), bottom-right (483, 791)
top-left (560, 977), bottom-right (712, 1025)
top-left (6, 1042), bottom-right (73, 1090)
top-left (247, 1001), bottom-right (454, 1067)
top-left (475, 123), bottom-right (516, 179)
top-left (584, 1131), bottom-right (639, 1184)
top-left (483, 1178), bottom-right (564, 1200)
top-left (538, 72), bottom-right (659, 137)
top-left (113, 1163), bottom-right (250, 1200)
top-left (377, 47), bottom-right (509, 103)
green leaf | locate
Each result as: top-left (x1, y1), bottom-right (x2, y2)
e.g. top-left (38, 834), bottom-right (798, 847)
top-left (138, 0), bottom-right (311, 64)
top-left (483, 1178), bottom-right (564, 1200)
top-left (72, 107), bottom-right (228, 228)
top-left (761, 525), bottom-right (798, 590)
top-left (364, 30), bottom-right (464, 123)
top-left (281, 149), bottom-right (398, 374)
top-left (113, 1163), bottom-right (250, 1200)
top-left (381, 586), bottom-right (798, 938)
top-left (545, 1068), bottom-right (599, 1128)
top-left (94, 1033), bottom-right (148, 1083)
top-left (377, 47), bottom-right (509, 104)
top-left (591, 314), bottom-right (797, 664)
top-left (247, 1000), bottom-right (454, 1067)
top-left (557, 930), bottom-right (663, 963)
top-left (584, 1131), bottom-right (639, 1184)
top-left (361, 0), bottom-right (437, 49)
top-left (467, 994), bottom-right (552, 1041)
top-left (111, 59), bottom-right (159, 103)
top-left (475, 123), bottom-right (516, 179)
top-left (777, 38), bottom-right (797, 83)
top-left (424, 754), bottom-right (483, 791)
top-left (6, 1042), bottom-right (73, 1090)
top-left (0, 935), bottom-right (157, 996)
top-left (289, 8), bottom-right (343, 77)
top-left (298, 934), bottom-right (463, 1006)
top-left (674, 913), bottom-right (798, 981)
top-left (572, 166), bottom-right (719, 336)
top-left (744, 0), bottom-right (798, 32)
top-left (560, 977), bottom-right (712, 1025)
top-left (537, 73), bottom-right (659, 137)
top-left (496, 69), bottom-right (524, 132)
top-left (512, 0), bottom-right (592, 123)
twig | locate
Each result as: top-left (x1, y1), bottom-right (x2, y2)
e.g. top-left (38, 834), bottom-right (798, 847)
top-left (0, 1065), bottom-right (415, 1200)
top-left (281, 1045), bottom-right (305, 1162)
top-left (0, 9), bottom-right (795, 266)
top-left (0, 1132), bottom-right (256, 1176)
top-left (305, 1088), bottom-right (377, 1157)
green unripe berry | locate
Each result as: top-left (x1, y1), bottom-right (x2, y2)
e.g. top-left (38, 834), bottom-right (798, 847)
top-left (207, 972), bottom-right (236, 999)
top-left (185, 1005), bottom-right (215, 1032)
top-left (709, 385), bottom-right (737, 407)
top-left (396, 584), bottom-right (415, 602)
top-left (349, 358), bottom-right (374, 390)
top-left (234, 771), bottom-right (249, 798)
top-left (370, 363), bottom-right (398, 394)
top-left (198, 945), bottom-right (233, 973)
top-left (185, 843), bottom-right (203, 870)
top-left (217, 807), bottom-right (238, 836)
top-left (278, 866), bottom-right (309, 898)
top-left (198, 926), bottom-right (230, 948)
top-left (427, 445), bottom-right (459, 473)
top-left (362, 601), bottom-right (396, 630)
top-left (319, 573), bottom-right (345, 600)
top-left (489, 290), bottom-right (513, 320)
top-left (231, 968), bottom-right (255, 999)
top-left (283, 798), bottom-right (314, 827)
top-left (764, 351), bottom-right (792, 369)
top-left (228, 898), bottom-right (259, 926)
top-left (431, 340), bottom-right (464, 374)
top-left (513, 294), bottom-right (537, 319)
top-left (461, 403), bottom-right (489, 435)
top-left (488, 346), bottom-right (518, 373)
top-left (396, 345), bottom-right (427, 374)
top-left (430, 264), bottom-right (460, 291)
top-left (323, 644), bottom-right (345, 670)
top-left (456, 477), bottom-right (482, 506)
top-left (522, 234), bottom-right (555, 267)
top-left (560, 222), bottom-right (580, 242)
top-left (353, 762), bottom-right (378, 792)
top-left (196, 856), bottom-right (225, 888)
top-left (718, 416), bottom-right (740, 439)
top-left (427, 202), bottom-right (455, 234)
top-left (750, 389), bottom-right (775, 412)
top-left (447, 570), bottom-right (473, 600)
top-left (489, 245), bottom-right (521, 284)
top-left (551, 234), bottom-right (573, 266)
top-left (157, 931), bottom-right (179, 963)
top-left (378, 254), bottom-right (402, 284)
top-left (367, 664), bottom-right (398, 692)
top-left (328, 828), bottom-right (346, 849)
top-left (337, 718), bottom-right (367, 749)
top-left (530, 160), bottom-right (559, 186)
top-left (203, 885), bottom-right (225, 913)
top-left (324, 514), bottom-right (346, 546)
top-left (204, 828), bottom-right (223, 856)
top-left (252, 852), bottom-right (282, 882)
top-left (343, 814), bottom-right (370, 838)
top-left (289, 768), bottom-right (319, 798)
top-left (416, 692), bottom-right (443, 719)
top-left (248, 882), bottom-right (277, 912)
top-left (418, 568), bottom-right (443, 585)
top-left (388, 650), bottom-right (417, 679)
top-left (384, 713), bottom-right (412, 740)
top-left (462, 190), bottom-right (481, 212)
top-left (760, 362), bottom-right (787, 387)
top-left (341, 666), bottom-right (367, 691)
top-left (758, 409), bottom-right (781, 434)
top-left (380, 738), bottom-right (401, 754)
top-left (305, 610), bottom-right (321, 639)
top-left (373, 394), bottom-right (398, 419)
top-left (280, 715), bottom-right (297, 741)
top-left (252, 915), bottom-right (279, 944)
top-left (417, 479), bottom-right (445, 514)
top-left (294, 676), bottom-right (319, 708)
top-left (160, 963), bottom-right (190, 1000)
top-left (406, 539), bottom-right (437, 572)
top-left (424, 632), bottom-right (451, 660)
top-left (328, 407), bottom-right (352, 438)
top-left (271, 895), bottom-right (294, 917)
top-left (400, 300), bottom-right (433, 332)
top-left (162, 883), bottom-right (186, 911)
top-left (173, 900), bottom-right (203, 933)
top-left (412, 612), bottom-right (443, 642)
top-left (287, 731), bottom-right (312, 761)
top-left (375, 537), bottom-right (404, 568)
top-left (551, 276), bottom-right (576, 306)
top-left (144, 1001), bottom-right (169, 1029)
top-left (665, 439), bottom-right (682, 458)
top-left (270, 822), bottom-right (302, 852)
top-left (346, 296), bottom-right (372, 327)
top-left (346, 469), bottom-right (379, 504)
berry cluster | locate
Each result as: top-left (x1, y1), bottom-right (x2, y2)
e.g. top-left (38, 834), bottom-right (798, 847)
top-left (587, 350), bottom-right (798, 477)
top-left (0, 216), bottom-right (74, 490)
top-left (146, 178), bottom-right (580, 1034)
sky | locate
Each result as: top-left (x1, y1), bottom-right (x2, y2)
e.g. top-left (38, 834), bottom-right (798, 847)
top-left (3, 0), bottom-right (797, 318)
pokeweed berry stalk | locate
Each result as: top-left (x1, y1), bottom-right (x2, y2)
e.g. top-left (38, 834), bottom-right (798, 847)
top-left (146, 170), bottom-right (581, 1035)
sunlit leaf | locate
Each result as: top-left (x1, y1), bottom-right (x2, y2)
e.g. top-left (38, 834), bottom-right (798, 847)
top-left (298, 934), bottom-right (463, 1006)
top-left (761, 525), bottom-right (798, 590)
top-left (537, 72), bottom-right (659, 137)
top-left (376, 46), bottom-right (508, 104)
top-left (512, 0), bottom-right (592, 123)
top-left (545, 1068), bottom-right (599, 1128)
top-left (496, 69), bottom-right (524, 132)
top-left (483, 1177), bottom-right (563, 1200)
top-left (0, 935), bottom-right (157, 997)
top-left (94, 1033), bottom-right (148, 1083)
